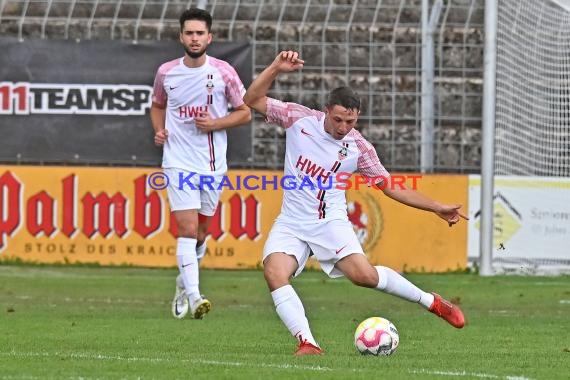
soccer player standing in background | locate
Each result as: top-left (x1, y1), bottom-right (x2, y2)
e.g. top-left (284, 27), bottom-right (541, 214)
top-left (243, 51), bottom-right (467, 355)
top-left (150, 8), bottom-right (251, 319)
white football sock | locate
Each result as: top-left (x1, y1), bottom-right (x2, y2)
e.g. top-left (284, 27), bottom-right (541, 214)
top-left (196, 241), bottom-right (207, 264)
top-left (176, 237), bottom-right (202, 303)
top-left (375, 266), bottom-right (434, 309)
top-left (176, 243), bottom-right (207, 290)
top-left (271, 285), bottom-right (319, 347)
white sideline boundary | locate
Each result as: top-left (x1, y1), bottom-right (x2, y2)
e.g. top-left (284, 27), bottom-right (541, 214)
top-left (1, 351), bottom-right (534, 380)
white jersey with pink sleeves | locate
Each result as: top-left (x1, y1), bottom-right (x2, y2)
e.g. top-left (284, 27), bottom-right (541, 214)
top-left (152, 55), bottom-right (246, 176)
top-left (265, 97), bottom-right (390, 222)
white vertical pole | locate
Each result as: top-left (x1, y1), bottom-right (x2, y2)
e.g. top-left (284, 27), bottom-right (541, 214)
top-left (480, 0), bottom-right (498, 276)
top-left (421, 0), bottom-right (442, 173)
top-left (420, 0), bottom-right (434, 173)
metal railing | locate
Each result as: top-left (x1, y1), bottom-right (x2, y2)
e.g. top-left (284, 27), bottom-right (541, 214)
top-left (0, 0), bottom-right (485, 172)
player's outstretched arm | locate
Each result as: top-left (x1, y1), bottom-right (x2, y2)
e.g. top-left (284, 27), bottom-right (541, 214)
top-left (243, 50), bottom-right (305, 116)
top-left (381, 183), bottom-right (468, 226)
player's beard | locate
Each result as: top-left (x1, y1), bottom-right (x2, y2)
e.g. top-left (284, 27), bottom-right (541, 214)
top-left (184, 46), bottom-right (207, 59)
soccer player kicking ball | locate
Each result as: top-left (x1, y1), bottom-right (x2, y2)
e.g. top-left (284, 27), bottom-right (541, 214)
top-left (243, 51), bottom-right (467, 356)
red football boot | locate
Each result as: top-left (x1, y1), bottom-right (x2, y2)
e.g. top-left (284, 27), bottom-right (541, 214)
top-left (428, 293), bottom-right (465, 329)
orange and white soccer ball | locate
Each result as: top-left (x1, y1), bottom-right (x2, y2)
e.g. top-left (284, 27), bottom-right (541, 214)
top-left (354, 316), bottom-right (399, 356)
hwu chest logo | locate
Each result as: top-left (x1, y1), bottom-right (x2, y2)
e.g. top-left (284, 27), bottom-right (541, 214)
top-left (206, 74), bottom-right (215, 93)
top-left (0, 82), bottom-right (152, 116)
top-left (338, 143), bottom-right (349, 161)
top-left (206, 74), bottom-right (215, 104)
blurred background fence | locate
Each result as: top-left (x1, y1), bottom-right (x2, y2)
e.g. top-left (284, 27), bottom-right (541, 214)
top-left (0, 0), bottom-right (485, 172)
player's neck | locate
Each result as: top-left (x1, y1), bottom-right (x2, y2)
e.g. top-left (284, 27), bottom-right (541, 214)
top-left (183, 54), bottom-right (207, 68)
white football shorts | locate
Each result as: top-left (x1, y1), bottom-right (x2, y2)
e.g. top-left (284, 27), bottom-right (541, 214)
top-left (263, 216), bottom-right (365, 278)
top-left (164, 168), bottom-right (222, 216)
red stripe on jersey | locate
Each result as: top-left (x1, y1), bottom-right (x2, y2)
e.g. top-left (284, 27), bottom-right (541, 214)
top-left (317, 188), bottom-right (326, 218)
top-left (331, 161), bottom-right (341, 173)
top-left (208, 131), bottom-right (215, 171)
top-left (318, 200), bottom-right (326, 219)
top-left (315, 160), bottom-right (342, 220)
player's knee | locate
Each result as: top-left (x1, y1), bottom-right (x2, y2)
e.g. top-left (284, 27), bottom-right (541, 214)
top-left (263, 264), bottom-right (282, 282)
top-left (348, 271), bottom-right (377, 288)
top-left (173, 211), bottom-right (199, 238)
top-left (263, 263), bottom-right (290, 289)
top-left (177, 226), bottom-right (198, 238)
top-left (176, 219), bottom-right (198, 238)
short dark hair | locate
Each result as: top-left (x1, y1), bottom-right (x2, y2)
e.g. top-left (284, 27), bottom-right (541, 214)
top-left (179, 8), bottom-right (213, 32)
top-left (325, 86), bottom-right (361, 111)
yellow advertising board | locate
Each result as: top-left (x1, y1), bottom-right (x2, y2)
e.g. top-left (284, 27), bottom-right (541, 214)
top-left (0, 166), bottom-right (467, 272)
top-left (348, 174), bottom-right (468, 272)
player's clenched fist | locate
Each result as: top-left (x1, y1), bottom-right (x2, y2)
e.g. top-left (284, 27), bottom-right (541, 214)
top-left (271, 50), bottom-right (305, 73)
top-left (195, 111), bottom-right (218, 132)
top-left (154, 129), bottom-right (168, 146)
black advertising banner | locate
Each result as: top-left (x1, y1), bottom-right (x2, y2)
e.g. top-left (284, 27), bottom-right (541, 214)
top-left (0, 37), bottom-right (252, 166)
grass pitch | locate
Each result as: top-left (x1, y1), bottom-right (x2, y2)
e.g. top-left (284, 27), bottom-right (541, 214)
top-left (1, 265), bottom-right (568, 380)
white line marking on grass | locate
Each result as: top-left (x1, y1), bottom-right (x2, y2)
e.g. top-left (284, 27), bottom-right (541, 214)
top-left (559, 300), bottom-right (570, 304)
top-left (488, 310), bottom-right (519, 317)
top-left (533, 282), bottom-right (569, 286)
top-left (410, 369), bottom-right (534, 380)
top-left (1, 351), bottom-right (333, 372)
top-left (196, 359), bottom-right (333, 371)
top-left (2, 352), bottom-right (536, 379)
top-left (12, 295), bottom-right (162, 305)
